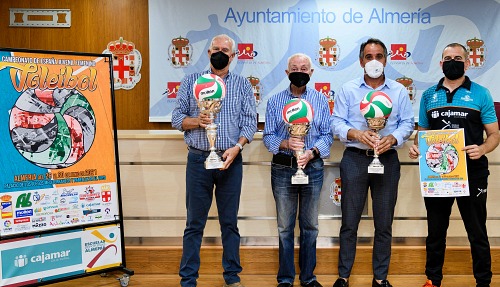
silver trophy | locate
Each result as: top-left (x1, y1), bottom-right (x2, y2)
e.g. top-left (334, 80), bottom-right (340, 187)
top-left (288, 123), bottom-right (311, 184)
top-left (198, 99), bottom-right (224, 169)
top-left (365, 117), bottom-right (388, 174)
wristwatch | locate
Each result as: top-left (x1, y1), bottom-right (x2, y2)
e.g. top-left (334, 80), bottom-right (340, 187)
top-left (235, 143), bottom-right (244, 151)
top-left (310, 148), bottom-right (319, 158)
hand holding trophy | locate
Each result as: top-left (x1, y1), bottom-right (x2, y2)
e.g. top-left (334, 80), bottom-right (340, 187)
top-left (359, 91), bottom-right (393, 174)
top-left (282, 98), bottom-right (314, 184)
top-left (193, 74), bottom-right (226, 169)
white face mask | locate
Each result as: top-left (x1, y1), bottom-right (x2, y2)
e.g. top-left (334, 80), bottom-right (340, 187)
top-left (364, 59), bottom-right (384, 78)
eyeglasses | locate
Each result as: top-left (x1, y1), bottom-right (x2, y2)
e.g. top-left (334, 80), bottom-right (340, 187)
top-left (443, 55), bottom-right (465, 61)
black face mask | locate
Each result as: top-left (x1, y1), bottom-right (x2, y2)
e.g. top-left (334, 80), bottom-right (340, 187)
top-left (210, 51), bottom-right (230, 70)
top-left (288, 72), bottom-right (310, 88)
top-left (442, 59), bottom-right (465, 80)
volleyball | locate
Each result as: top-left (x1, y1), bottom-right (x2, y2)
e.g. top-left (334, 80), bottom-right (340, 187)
top-left (360, 91), bottom-right (392, 118)
top-left (193, 74), bottom-right (226, 101)
top-left (282, 98), bottom-right (314, 124)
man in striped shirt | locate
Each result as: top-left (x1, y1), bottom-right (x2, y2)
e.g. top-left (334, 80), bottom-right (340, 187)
top-left (172, 34), bottom-right (257, 287)
top-left (263, 53), bottom-right (333, 287)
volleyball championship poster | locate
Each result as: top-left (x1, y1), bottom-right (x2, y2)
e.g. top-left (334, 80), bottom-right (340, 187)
top-left (0, 49), bottom-right (121, 237)
top-left (418, 129), bottom-right (469, 197)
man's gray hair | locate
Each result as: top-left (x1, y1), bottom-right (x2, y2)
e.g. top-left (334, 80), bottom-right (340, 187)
top-left (287, 53), bottom-right (312, 68)
top-left (210, 34), bottom-right (236, 53)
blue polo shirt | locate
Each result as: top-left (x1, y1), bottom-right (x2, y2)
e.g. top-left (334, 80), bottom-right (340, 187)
top-left (418, 76), bottom-right (497, 178)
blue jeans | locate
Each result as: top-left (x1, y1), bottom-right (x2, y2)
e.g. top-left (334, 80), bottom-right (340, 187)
top-left (179, 151), bottom-right (243, 287)
top-left (271, 157), bottom-right (324, 285)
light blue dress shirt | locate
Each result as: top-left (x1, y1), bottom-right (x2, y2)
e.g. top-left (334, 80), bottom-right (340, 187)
top-left (331, 77), bottom-right (414, 149)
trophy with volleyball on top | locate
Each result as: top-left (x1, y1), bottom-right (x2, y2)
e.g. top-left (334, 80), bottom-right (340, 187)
top-left (193, 74), bottom-right (226, 169)
top-left (283, 98), bottom-right (314, 184)
top-left (359, 91), bottom-right (393, 174)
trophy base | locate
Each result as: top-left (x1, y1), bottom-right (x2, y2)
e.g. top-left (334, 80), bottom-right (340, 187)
top-left (368, 164), bottom-right (384, 174)
top-left (205, 160), bottom-right (224, 169)
top-left (205, 152), bottom-right (224, 169)
top-left (292, 174), bottom-right (309, 185)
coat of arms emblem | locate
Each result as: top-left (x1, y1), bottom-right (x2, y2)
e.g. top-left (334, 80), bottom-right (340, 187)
top-left (318, 37), bottom-right (339, 69)
top-left (247, 75), bottom-right (262, 122)
top-left (396, 76), bottom-right (417, 104)
top-left (247, 75), bottom-right (261, 106)
top-left (169, 36), bottom-right (192, 67)
top-left (466, 37), bottom-right (485, 68)
top-left (330, 177), bottom-right (342, 206)
top-left (103, 37), bottom-right (142, 90)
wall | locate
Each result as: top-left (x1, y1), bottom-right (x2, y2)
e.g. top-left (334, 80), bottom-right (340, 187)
top-left (0, 0), bottom-right (165, 130)
top-left (118, 130), bottom-right (500, 245)
top-left (2, 1), bottom-right (499, 245)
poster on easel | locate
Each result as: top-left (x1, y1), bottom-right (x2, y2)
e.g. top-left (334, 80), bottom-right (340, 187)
top-left (0, 48), bottom-right (129, 286)
top-left (418, 128), bottom-right (469, 197)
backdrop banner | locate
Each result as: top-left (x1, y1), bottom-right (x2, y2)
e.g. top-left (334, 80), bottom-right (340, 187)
top-left (148, 0), bottom-right (499, 122)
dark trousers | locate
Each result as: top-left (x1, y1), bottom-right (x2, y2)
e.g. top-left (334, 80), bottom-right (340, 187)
top-left (424, 176), bottom-right (491, 287)
top-left (179, 151), bottom-right (243, 287)
top-left (338, 148), bottom-right (400, 280)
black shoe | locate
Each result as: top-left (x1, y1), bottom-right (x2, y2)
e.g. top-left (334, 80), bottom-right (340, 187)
top-left (332, 278), bottom-right (348, 287)
top-left (277, 283), bottom-right (292, 287)
top-left (372, 278), bottom-right (393, 287)
top-left (301, 280), bottom-right (322, 287)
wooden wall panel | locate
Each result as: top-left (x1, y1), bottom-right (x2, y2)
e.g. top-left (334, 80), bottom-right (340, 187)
top-left (117, 131), bottom-right (500, 239)
top-left (0, 0), bottom-right (166, 130)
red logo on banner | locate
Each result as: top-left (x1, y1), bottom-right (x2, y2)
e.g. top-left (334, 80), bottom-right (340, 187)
top-left (391, 44), bottom-right (408, 60)
top-left (14, 217), bottom-right (30, 224)
top-left (167, 82), bottom-right (181, 98)
top-left (101, 191), bottom-right (111, 202)
top-left (238, 43), bottom-right (254, 60)
top-left (315, 83), bottom-right (330, 97)
top-left (315, 82), bottom-right (335, 114)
